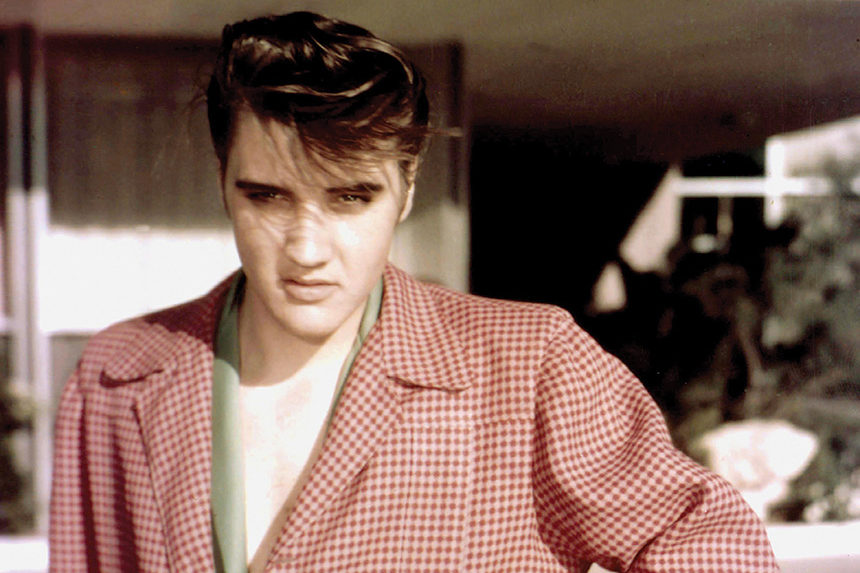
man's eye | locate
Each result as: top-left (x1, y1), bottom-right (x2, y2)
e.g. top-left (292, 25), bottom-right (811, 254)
top-left (248, 191), bottom-right (283, 201)
top-left (338, 193), bottom-right (370, 204)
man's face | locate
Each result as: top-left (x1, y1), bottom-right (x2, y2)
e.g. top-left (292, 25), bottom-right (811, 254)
top-left (222, 111), bottom-right (413, 344)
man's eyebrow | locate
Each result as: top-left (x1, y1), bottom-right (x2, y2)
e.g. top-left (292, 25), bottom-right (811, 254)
top-left (234, 179), bottom-right (290, 193)
top-left (234, 180), bottom-right (383, 194)
top-left (325, 182), bottom-right (384, 194)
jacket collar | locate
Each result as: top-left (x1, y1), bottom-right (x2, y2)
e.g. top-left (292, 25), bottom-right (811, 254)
top-left (100, 274), bottom-right (234, 570)
top-left (268, 265), bottom-right (476, 561)
top-left (103, 266), bottom-right (475, 568)
top-left (102, 273), bottom-right (235, 382)
top-left (104, 265), bottom-right (476, 392)
top-left (377, 264), bottom-right (476, 392)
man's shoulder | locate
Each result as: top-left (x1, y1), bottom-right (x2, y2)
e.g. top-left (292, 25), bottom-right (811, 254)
top-left (431, 282), bottom-right (570, 327)
top-left (387, 265), bottom-right (574, 340)
top-left (77, 273), bottom-right (236, 382)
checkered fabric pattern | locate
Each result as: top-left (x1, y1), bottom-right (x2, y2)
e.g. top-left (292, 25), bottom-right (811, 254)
top-left (50, 265), bottom-right (778, 572)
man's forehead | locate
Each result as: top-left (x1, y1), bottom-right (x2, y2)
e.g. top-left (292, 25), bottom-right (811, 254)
top-left (229, 111), bottom-right (400, 187)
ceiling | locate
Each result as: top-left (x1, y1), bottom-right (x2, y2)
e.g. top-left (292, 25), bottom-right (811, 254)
top-left (6, 0), bottom-right (860, 159)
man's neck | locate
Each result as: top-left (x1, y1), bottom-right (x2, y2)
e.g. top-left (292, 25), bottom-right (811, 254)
top-left (236, 298), bottom-right (365, 388)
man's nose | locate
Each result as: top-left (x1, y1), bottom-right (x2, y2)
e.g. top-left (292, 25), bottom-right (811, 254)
top-left (283, 213), bottom-right (332, 268)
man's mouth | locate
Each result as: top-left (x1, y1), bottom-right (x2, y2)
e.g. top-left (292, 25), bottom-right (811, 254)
top-left (280, 278), bottom-right (337, 302)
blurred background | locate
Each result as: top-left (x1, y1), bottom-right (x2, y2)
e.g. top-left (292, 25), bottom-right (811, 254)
top-left (1, 1), bottom-right (859, 571)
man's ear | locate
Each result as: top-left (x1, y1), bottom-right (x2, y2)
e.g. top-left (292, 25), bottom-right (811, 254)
top-left (399, 183), bottom-right (415, 222)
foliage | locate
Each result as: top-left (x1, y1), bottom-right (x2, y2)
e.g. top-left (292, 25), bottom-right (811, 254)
top-left (586, 156), bottom-right (860, 522)
top-left (761, 183), bottom-right (860, 522)
top-left (0, 378), bottom-right (33, 532)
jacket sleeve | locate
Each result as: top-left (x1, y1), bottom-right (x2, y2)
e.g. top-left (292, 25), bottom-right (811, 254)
top-left (532, 314), bottom-right (779, 572)
top-left (49, 367), bottom-right (95, 572)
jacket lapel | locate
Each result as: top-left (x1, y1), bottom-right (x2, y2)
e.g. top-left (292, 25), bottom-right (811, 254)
top-left (109, 266), bottom-right (474, 567)
top-left (133, 356), bottom-right (214, 569)
top-left (107, 277), bottom-right (233, 570)
top-left (377, 265), bottom-right (476, 393)
top-left (268, 265), bottom-right (477, 562)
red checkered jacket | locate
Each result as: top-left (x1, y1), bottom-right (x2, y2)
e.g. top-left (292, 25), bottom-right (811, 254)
top-left (50, 265), bottom-right (778, 572)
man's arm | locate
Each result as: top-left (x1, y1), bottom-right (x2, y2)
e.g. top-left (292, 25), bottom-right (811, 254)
top-left (532, 316), bottom-right (779, 572)
top-left (49, 368), bottom-right (94, 571)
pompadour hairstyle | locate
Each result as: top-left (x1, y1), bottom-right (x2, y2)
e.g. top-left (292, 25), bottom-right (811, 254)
top-left (206, 11), bottom-right (430, 177)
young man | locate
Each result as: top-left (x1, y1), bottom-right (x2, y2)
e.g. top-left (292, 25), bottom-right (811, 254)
top-left (50, 11), bottom-right (779, 572)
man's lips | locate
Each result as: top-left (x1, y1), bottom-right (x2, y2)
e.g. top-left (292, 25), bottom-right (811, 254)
top-left (280, 278), bottom-right (337, 302)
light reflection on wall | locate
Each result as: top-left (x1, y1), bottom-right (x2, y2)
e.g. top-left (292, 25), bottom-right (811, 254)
top-left (39, 226), bottom-right (239, 333)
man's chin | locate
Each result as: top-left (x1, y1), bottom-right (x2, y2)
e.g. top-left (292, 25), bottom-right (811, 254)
top-left (273, 309), bottom-right (355, 345)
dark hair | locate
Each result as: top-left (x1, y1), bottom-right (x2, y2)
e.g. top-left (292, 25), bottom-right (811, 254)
top-left (206, 11), bottom-right (430, 179)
